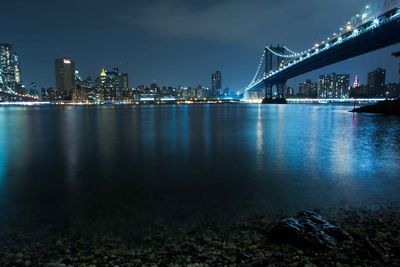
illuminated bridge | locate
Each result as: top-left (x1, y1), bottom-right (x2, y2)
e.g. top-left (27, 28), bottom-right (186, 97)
top-left (0, 88), bottom-right (39, 102)
top-left (239, 0), bottom-right (400, 103)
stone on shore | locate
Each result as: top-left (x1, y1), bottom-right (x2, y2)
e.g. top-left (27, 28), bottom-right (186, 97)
top-left (269, 211), bottom-right (351, 249)
top-left (352, 99), bottom-right (400, 115)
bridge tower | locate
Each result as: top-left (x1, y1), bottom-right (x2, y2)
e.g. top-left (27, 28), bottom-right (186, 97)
top-left (263, 44), bottom-right (288, 104)
top-left (274, 45), bottom-right (287, 100)
top-left (264, 45), bottom-right (273, 99)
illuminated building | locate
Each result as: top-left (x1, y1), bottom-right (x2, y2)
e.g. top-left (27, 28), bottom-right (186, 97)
top-left (98, 68), bottom-right (128, 101)
top-left (29, 82), bottom-right (39, 98)
top-left (74, 77), bottom-right (95, 101)
top-left (0, 43), bottom-right (23, 92)
top-left (298, 79), bottom-right (318, 98)
top-left (318, 73), bottom-right (350, 99)
top-left (212, 71), bottom-right (222, 97)
top-left (367, 68), bottom-right (386, 97)
top-left (55, 57), bottom-right (76, 100)
top-left (353, 75), bottom-right (360, 88)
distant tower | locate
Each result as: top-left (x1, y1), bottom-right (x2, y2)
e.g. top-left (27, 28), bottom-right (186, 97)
top-left (211, 71), bottom-right (222, 97)
top-left (121, 73), bottom-right (129, 90)
top-left (55, 57), bottom-right (76, 99)
top-left (353, 75), bottom-right (360, 88)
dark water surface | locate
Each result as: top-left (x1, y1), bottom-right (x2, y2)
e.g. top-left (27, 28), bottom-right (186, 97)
top-left (0, 104), bottom-right (399, 234)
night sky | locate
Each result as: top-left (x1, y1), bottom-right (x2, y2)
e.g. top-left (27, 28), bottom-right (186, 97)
top-left (1, 0), bottom-right (400, 91)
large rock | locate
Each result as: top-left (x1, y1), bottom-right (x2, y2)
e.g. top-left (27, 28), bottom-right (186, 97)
top-left (269, 211), bottom-right (351, 250)
top-left (352, 99), bottom-right (400, 115)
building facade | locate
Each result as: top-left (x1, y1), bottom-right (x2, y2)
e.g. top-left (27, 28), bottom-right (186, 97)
top-left (98, 68), bottom-right (129, 101)
top-left (0, 43), bottom-right (23, 93)
top-left (55, 57), bottom-right (77, 100)
top-left (367, 68), bottom-right (386, 97)
top-left (318, 73), bottom-right (350, 99)
top-left (298, 79), bottom-right (318, 98)
top-left (211, 71), bottom-right (222, 97)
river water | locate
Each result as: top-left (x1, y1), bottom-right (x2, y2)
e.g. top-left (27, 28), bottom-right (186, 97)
top-left (0, 104), bottom-right (399, 234)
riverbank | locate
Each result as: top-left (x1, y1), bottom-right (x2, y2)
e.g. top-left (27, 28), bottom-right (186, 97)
top-left (1, 205), bottom-right (399, 266)
top-left (352, 98), bottom-right (400, 115)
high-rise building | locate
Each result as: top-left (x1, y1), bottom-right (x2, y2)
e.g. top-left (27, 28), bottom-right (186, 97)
top-left (367, 68), bottom-right (386, 97)
top-left (29, 82), bottom-right (39, 98)
top-left (211, 71), bottom-right (222, 97)
top-left (286, 86), bottom-right (295, 97)
top-left (0, 43), bottom-right (22, 92)
top-left (318, 73), bottom-right (350, 99)
top-left (353, 75), bottom-right (360, 88)
top-left (98, 68), bottom-right (128, 101)
top-left (392, 52), bottom-right (400, 83)
top-left (298, 79), bottom-right (317, 98)
top-left (55, 57), bottom-right (76, 99)
top-left (121, 73), bottom-right (129, 90)
top-left (121, 73), bottom-right (130, 100)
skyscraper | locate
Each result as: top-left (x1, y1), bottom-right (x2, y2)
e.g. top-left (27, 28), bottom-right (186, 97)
top-left (367, 68), bottom-right (386, 97)
top-left (121, 73), bottom-right (130, 99)
top-left (98, 68), bottom-right (128, 101)
top-left (318, 73), bottom-right (350, 99)
top-left (55, 57), bottom-right (76, 99)
top-left (298, 79), bottom-right (318, 98)
top-left (211, 71), bottom-right (222, 97)
top-left (0, 43), bottom-right (22, 92)
top-left (353, 75), bottom-right (360, 88)
top-left (121, 73), bottom-right (129, 90)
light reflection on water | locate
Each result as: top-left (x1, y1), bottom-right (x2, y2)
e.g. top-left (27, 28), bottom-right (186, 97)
top-left (0, 104), bottom-right (399, 233)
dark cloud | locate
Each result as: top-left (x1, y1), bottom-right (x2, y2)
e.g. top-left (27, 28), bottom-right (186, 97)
top-left (126, 0), bottom-right (367, 49)
top-left (15, 2), bottom-right (28, 7)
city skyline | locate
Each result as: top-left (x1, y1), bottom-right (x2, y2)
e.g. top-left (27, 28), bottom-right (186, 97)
top-left (2, 41), bottom-right (399, 102)
top-left (1, 0), bottom-right (400, 91)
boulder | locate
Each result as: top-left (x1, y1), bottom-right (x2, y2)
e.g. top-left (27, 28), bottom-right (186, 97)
top-left (269, 211), bottom-right (351, 250)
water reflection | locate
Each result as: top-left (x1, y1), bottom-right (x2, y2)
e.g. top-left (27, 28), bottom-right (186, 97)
top-left (0, 112), bottom-right (7, 182)
top-left (255, 104), bottom-right (264, 170)
top-left (0, 104), bottom-right (399, 233)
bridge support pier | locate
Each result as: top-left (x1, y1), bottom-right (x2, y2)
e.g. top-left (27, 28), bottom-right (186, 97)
top-left (262, 80), bottom-right (287, 104)
top-left (277, 81), bottom-right (286, 100)
top-left (264, 81), bottom-right (272, 100)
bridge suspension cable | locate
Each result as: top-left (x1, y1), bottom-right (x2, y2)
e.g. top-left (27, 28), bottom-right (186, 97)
top-left (248, 49), bottom-right (266, 87)
top-left (265, 45), bottom-right (299, 58)
top-left (283, 45), bottom-right (305, 56)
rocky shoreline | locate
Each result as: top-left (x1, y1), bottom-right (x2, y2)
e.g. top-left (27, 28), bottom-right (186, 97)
top-left (352, 99), bottom-right (400, 115)
top-left (1, 206), bottom-right (400, 266)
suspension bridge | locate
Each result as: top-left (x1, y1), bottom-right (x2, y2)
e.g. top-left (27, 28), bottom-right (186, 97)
top-left (0, 87), bottom-right (39, 102)
top-left (240, 0), bottom-right (400, 104)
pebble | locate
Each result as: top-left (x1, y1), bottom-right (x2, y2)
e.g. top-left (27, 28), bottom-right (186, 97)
top-left (0, 207), bottom-right (400, 266)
